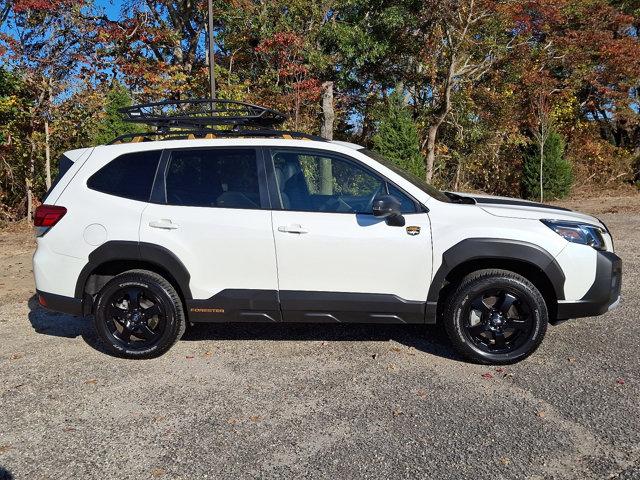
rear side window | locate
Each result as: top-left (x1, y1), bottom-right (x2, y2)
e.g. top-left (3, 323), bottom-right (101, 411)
top-left (165, 148), bottom-right (261, 209)
top-left (87, 151), bottom-right (161, 202)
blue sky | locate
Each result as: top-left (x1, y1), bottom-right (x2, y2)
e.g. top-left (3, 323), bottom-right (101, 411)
top-left (96, 0), bottom-right (123, 20)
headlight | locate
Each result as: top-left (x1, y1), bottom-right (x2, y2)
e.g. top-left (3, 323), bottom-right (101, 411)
top-left (541, 219), bottom-right (606, 251)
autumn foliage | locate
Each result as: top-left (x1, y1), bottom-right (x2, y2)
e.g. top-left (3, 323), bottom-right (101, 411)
top-left (1, 0), bottom-right (639, 220)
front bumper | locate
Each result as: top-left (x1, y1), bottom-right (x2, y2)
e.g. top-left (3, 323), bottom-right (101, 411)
top-left (556, 251), bottom-right (622, 320)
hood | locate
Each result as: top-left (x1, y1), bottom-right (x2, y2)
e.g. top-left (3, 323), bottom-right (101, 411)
top-left (449, 192), bottom-right (605, 228)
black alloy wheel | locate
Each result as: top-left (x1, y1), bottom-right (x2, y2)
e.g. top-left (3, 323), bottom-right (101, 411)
top-left (463, 288), bottom-right (533, 354)
top-left (104, 285), bottom-right (167, 350)
top-left (443, 269), bottom-right (548, 364)
top-left (94, 270), bottom-right (186, 358)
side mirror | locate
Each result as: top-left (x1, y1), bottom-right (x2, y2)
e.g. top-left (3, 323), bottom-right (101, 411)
top-left (372, 195), bottom-right (405, 226)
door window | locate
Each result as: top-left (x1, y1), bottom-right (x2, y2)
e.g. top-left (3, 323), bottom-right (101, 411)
top-left (272, 150), bottom-right (384, 214)
top-left (271, 150), bottom-right (417, 214)
top-left (165, 148), bottom-right (262, 209)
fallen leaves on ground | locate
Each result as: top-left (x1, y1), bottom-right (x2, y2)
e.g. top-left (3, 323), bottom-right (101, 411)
top-left (151, 468), bottom-right (166, 477)
top-left (416, 389), bottom-right (428, 399)
top-left (481, 372), bottom-right (493, 380)
top-left (0, 444), bottom-right (12, 454)
top-left (392, 408), bottom-right (404, 417)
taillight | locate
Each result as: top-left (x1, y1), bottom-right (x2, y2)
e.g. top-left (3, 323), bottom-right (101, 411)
top-left (34, 204), bottom-right (67, 235)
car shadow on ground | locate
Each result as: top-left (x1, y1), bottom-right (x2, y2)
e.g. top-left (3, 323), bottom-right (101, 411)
top-left (27, 295), bottom-right (462, 362)
top-left (0, 465), bottom-right (13, 480)
top-left (27, 295), bottom-right (110, 355)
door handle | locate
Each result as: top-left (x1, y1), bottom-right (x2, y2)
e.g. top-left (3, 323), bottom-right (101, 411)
top-left (278, 224), bottom-right (308, 234)
top-left (149, 219), bottom-right (179, 230)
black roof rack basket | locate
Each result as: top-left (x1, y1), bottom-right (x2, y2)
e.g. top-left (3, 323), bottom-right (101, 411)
top-left (119, 99), bottom-right (288, 131)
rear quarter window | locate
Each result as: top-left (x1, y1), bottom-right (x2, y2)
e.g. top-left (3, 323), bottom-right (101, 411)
top-left (44, 154), bottom-right (74, 202)
top-left (87, 150), bottom-right (161, 202)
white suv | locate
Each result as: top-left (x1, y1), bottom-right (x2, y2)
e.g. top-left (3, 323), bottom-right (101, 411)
top-left (33, 134), bottom-right (621, 364)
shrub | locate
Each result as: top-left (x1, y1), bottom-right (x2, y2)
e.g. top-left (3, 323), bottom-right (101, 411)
top-left (522, 130), bottom-right (573, 201)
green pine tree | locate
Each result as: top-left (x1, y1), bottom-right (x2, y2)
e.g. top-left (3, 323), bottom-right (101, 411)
top-left (372, 91), bottom-right (425, 179)
top-left (522, 130), bottom-right (573, 201)
top-left (92, 83), bottom-right (138, 145)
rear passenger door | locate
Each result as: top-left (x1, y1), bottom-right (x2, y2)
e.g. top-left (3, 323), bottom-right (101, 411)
top-left (140, 147), bottom-right (281, 322)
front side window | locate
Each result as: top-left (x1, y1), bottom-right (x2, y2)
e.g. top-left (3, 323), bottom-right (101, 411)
top-left (87, 150), bottom-right (161, 202)
top-left (165, 148), bottom-right (261, 209)
top-left (272, 149), bottom-right (412, 214)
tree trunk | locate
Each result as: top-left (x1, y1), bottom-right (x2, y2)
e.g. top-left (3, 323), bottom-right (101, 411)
top-left (45, 79), bottom-right (53, 190)
top-left (26, 137), bottom-right (36, 224)
top-left (320, 81), bottom-right (334, 141)
top-left (424, 56), bottom-right (455, 183)
top-left (44, 118), bottom-right (51, 190)
top-left (319, 81), bottom-right (334, 195)
top-left (539, 141), bottom-right (544, 203)
top-left (425, 123), bottom-right (439, 182)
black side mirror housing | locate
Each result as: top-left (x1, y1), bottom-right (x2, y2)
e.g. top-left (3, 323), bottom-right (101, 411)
top-left (372, 195), bottom-right (405, 226)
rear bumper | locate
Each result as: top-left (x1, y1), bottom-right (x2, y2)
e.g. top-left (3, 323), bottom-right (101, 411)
top-left (556, 251), bottom-right (622, 320)
top-left (36, 290), bottom-right (83, 316)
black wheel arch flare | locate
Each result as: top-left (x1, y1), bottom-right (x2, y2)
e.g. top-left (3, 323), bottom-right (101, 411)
top-left (427, 238), bottom-right (566, 304)
top-left (75, 241), bottom-right (192, 301)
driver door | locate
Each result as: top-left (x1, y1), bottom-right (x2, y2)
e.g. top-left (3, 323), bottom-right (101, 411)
top-left (268, 148), bottom-right (432, 323)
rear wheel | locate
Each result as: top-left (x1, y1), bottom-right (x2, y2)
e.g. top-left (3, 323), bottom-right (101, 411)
top-left (443, 269), bottom-right (548, 364)
top-left (94, 270), bottom-right (186, 358)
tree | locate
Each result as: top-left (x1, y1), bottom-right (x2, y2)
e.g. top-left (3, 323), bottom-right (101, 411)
top-left (91, 83), bottom-right (138, 145)
top-left (522, 129), bottom-right (573, 200)
top-left (1, 0), bottom-right (101, 221)
top-left (372, 91), bottom-right (424, 178)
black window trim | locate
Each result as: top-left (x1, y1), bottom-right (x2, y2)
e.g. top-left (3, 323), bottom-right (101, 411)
top-left (150, 145), bottom-right (271, 210)
top-left (262, 146), bottom-right (428, 215)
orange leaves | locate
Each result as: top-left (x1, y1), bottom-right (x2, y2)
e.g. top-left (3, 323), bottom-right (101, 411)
top-left (11, 0), bottom-right (85, 14)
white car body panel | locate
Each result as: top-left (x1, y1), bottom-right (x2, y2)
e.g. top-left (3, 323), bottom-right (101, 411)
top-left (271, 211), bottom-right (432, 301)
top-left (139, 205), bottom-right (278, 299)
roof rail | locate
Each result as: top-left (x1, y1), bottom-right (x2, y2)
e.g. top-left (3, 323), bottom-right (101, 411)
top-left (108, 128), bottom-right (327, 145)
top-left (119, 99), bottom-right (288, 130)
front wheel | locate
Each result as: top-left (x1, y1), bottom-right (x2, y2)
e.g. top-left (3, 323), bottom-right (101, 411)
top-left (443, 269), bottom-right (548, 364)
top-left (93, 270), bottom-right (186, 358)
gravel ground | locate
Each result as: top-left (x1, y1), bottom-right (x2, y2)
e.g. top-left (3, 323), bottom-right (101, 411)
top-left (0, 207), bottom-right (639, 480)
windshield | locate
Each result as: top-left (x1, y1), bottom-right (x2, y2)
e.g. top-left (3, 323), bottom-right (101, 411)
top-left (358, 148), bottom-right (451, 203)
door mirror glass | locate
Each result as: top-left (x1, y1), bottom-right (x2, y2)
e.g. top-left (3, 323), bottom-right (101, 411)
top-left (372, 195), bottom-right (405, 226)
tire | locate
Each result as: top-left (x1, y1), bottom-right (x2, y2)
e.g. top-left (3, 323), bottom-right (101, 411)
top-left (93, 269), bottom-right (186, 359)
top-left (443, 269), bottom-right (548, 365)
